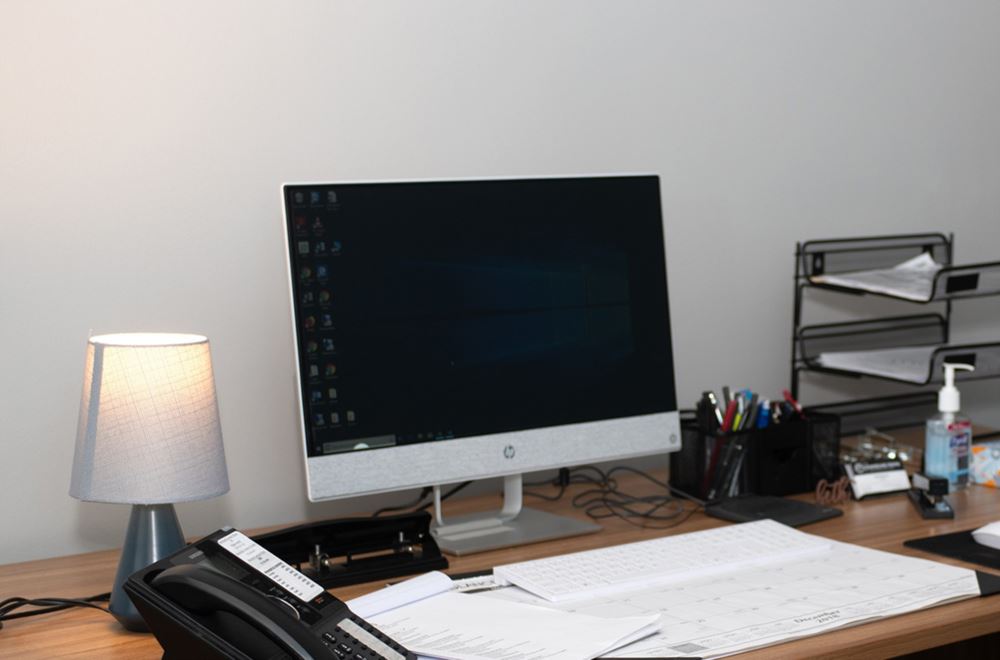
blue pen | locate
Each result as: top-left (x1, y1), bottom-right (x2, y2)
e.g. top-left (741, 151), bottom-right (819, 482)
top-left (756, 400), bottom-right (771, 429)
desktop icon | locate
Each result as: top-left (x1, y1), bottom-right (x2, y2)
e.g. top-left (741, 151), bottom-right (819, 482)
top-left (330, 412), bottom-right (340, 425)
top-left (308, 364), bottom-right (319, 378)
top-left (297, 241), bottom-right (310, 255)
top-left (303, 315), bottom-right (316, 330)
top-left (312, 412), bottom-right (325, 427)
top-left (318, 289), bottom-right (331, 304)
top-left (312, 217), bottom-right (324, 234)
top-left (324, 363), bottom-right (337, 377)
top-left (300, 266), bottom-right (312, 281)
top-left (316, 264), bottom-right (328, 279)
top-left (310, 389), bottom-right (323, 403)
top-left (314, 241), bottom-right (327, 255)
top-left (310, 191), bottom-right (321, 204)
top-left (331, 240), bottom-right (342, 256)
top-left (293, 192), bottom-right (305, 205)
top-left (294, 215), bottom-right (307, 232)
top-left (321, 338), bottom-right (335, 352)
top-left (301, 291), bottom-right (315, 305)
top-left (346, 410), bottom-right (356, 423)
top-left (328, 387), bottom-right (338, 400)
top-left (327, 191), bottom-right (338, 204)
top-left (320, 314), bottom-right (333, 328)
top-left (306, 340), bottom-right (318, 354)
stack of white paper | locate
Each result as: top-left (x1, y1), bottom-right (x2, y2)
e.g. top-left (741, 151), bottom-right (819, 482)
top-left (816, 345), bottom-right (937, 383)
top-left (369, 591), bottom-right (659, 660)
top-left (348, 571), bottom-right (659, 660)
top-left (348, 570), bottom-right (454, 619)
top-left (809, 252), bottom-right (943, 301)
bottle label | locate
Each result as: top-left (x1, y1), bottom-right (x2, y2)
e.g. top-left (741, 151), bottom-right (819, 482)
top-left (927, 419), bottom-right (973, 487)
top-left (948, 427), bottom-right (972, 486)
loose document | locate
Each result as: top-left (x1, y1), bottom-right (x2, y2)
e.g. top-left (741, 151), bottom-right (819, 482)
top-left (348, 572), bottom-right (659, 660)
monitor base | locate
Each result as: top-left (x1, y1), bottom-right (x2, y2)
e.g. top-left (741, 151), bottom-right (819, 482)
top-left (432, 507), bottom-right (600, 555)
top-left (430, 474), bottom-right (600, 555)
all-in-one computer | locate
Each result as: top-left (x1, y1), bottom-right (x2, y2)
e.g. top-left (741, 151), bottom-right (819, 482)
top-left (282, 175), bottom-right (680, 554)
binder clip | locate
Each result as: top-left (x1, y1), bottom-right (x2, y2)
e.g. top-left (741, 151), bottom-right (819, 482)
top-left (908, 473), bottom-right (954, 519)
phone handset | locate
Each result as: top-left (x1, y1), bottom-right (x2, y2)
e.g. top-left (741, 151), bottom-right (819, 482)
top-left (152, 563), bottom-right (329, 660)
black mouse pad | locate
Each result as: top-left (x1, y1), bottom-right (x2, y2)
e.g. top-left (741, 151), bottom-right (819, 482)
top-left (704, 494), bottom-right (842, 527)
top-left (904, 529), bottom-right (1000, 572)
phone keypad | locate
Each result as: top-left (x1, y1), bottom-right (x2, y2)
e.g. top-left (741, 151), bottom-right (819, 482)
top-left (321, 614), bottom-right (409, 660)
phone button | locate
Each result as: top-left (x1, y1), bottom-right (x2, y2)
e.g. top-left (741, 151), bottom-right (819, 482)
top-left (265, 595), bottom-right (301, 620)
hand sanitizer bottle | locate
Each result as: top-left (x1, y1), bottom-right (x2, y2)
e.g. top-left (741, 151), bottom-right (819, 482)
top-left (925, 363), bottom-right (975, 489)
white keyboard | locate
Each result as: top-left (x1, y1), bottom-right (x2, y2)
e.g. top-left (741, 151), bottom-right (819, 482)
top-left (493, 519), bottom-right (831, 601)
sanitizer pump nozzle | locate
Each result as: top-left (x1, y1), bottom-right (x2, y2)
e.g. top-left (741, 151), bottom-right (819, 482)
top-left (938, 363), bottom-right (975, 413)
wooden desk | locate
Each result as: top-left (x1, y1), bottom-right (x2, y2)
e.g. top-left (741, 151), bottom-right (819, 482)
top-left (3, 478), bottom-right (1000, 659)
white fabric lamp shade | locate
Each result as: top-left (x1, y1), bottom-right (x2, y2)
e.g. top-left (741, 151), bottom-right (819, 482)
top-left (70, 333), bottom-right (229, 504)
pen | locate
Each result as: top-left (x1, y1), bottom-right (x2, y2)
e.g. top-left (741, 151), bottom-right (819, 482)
top-left (697, 392), bottom-right (716, 435)
top-left (743, 393), bottom-right (759, 430)
top-left (707, 391), bottom-right (724, 427)
top-left (723, 439), bottom-right (747, 497)
top-left (702, 434), bottom-right (726, 496)
top-left (757, 400), bottom-right (771, 429)
top-left (721, 400), bottom-right (738, 433)
top-left (771, 400), bottom-right (783, 425)
top-left (722, 386), bottom-right (732, 408)
top-left (783, 389), bottom-right (806, 419)
top-left (707, 436), bottom-right (739, 502)
top-left (739, 392), bottom-right (752, 430)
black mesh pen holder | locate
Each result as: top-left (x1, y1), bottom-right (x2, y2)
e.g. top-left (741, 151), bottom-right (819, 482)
top-left (670, 412), bottom-right (840, 499)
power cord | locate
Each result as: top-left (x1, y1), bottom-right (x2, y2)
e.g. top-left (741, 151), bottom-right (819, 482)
top-left (0, 593), bottom-right (111, 631)
top-left (523, 466), bottom-right (610, 502)
top-left (527, 465), bottom-right (706, 529)
top-left (374, 465), bottom-right (705, 531)
top-left (372, 486), bottom-right (434, 517)
top-left (372, 481), bottom-right (472, 517)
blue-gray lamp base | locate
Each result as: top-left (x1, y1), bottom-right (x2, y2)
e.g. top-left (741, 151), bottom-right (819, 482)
top-left (109, 503), bottom-right (185, 632)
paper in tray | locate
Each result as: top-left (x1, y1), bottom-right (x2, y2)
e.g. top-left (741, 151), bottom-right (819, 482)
top-left (809, 252), bottom-right (942, 302)
top-left (816, 345), bottom-right (936, 383)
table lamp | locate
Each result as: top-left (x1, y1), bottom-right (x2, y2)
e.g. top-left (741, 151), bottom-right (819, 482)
top-left (69, 333), bottom-right (229, 631)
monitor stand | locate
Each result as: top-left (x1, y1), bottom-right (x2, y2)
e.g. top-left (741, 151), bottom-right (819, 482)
top-left (430, 474), bottom-right (601, 555)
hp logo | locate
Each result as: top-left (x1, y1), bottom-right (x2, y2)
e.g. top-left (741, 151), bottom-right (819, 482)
top-left (503, 445), bottom-right (516, 459)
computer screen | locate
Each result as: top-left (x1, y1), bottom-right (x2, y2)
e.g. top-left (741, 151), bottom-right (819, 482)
top-left (283, 175), bottom-right (680, 553)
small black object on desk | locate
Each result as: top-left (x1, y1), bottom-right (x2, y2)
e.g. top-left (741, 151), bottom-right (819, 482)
top-left (905, 529), bottom-right (1000, 573)
top-left (253, 511), bottom-right (447, 588)
top-left (705, 494), bottom-right (842, 528)
top-left (908, 472), bottom-right (954, 519)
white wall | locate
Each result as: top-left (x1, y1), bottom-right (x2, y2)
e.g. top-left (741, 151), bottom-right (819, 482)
top-left (2, 1), bottom-right (999, 564)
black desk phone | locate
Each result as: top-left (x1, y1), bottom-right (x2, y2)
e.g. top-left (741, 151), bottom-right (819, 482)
top-left (124, 527), bottom-right (416, 660)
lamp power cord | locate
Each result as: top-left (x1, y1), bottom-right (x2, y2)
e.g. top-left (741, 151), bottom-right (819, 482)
top-left (0, 593), bottom-right (111, 631)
